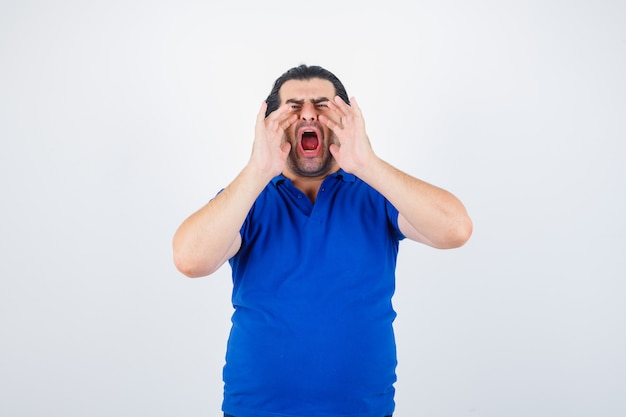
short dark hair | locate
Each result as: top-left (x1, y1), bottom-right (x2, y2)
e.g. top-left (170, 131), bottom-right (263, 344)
top-left (265, 64), bottom-right (349, 117)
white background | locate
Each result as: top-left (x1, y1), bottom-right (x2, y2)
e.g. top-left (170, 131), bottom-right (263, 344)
top-left (1, 1), bottom-right (625, 416)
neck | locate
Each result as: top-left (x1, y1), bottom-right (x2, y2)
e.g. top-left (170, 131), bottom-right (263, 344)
top-left (283, 167), bottom-right (340, 203)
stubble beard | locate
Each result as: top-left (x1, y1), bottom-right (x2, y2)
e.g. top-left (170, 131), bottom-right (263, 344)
top-left (285, 131), bottom-right (339, 178)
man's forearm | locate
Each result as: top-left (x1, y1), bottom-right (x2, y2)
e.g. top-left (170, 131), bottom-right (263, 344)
top-left (172, 164), bottom-right (273, 277)
top-left (355, 157), bottom-right (472, 248)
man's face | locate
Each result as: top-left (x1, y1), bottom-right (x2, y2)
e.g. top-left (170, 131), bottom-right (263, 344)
top-left (278, 78), bottom-right (340, 179)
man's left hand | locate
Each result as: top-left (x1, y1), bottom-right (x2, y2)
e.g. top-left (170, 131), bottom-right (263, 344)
top-left (320, 96), bottom-right (377, 175)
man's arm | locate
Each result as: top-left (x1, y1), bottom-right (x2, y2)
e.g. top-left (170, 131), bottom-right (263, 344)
top-left (357, 159), bottom-right (472, 248)
top-left (172, 103), bottom-right (297, 277)
top-left (322, 96), bottom-right (472, 248)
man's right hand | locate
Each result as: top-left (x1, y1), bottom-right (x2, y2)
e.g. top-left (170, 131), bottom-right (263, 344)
top-left (249, 102), bottom-right (297, 179)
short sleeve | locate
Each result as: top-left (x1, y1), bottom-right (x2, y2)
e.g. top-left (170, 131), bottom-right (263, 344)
top-left (385, 199), bottom-right (406, 241)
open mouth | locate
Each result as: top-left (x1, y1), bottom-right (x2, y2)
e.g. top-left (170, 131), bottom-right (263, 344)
top-left (301, 130), bottom-right (320, 152)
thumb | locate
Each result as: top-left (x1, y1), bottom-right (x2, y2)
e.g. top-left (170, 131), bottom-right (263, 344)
top-left (280, 142), bottom-right (292, 154)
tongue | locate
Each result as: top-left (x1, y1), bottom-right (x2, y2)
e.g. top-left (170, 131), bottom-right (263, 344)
top-left (302, 135), bottom-right (319, 151)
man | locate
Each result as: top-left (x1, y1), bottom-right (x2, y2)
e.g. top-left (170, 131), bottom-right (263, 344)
top-left (173, 65), bottom-right (472, 417)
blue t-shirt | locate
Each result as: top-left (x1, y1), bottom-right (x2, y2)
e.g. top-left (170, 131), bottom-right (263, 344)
top-left (223, 170), bottom-right (405, 417)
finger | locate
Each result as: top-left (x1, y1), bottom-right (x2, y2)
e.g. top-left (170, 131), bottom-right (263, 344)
top-left (348, 96), bottom-right (363, 118)
top-left (265, 102), bottom-right (295, 125)
top-left (319, 114), bottom-right (343, 131)
top-left (278, 113), bottom-right (298, 131)
top-left (336, 96), bottom-right (365, 127)
top-left (280, 141), bottom-right (292, 154)
top-left (266, 102), bottom-right (291, 120)
top-left (267, 103), bottom-right (296, 130)
top-left (326, 104), bottom-right (350, 129)
top-left (274, 103), bottom-right (298, 129)
top-left (330, 96), bottom-right (361, 125)
top-left (257, 101), bottom-right (268, 124)
top-left (334, 95), bottom-right (353, 113)
top-left (327, 97), bottom-right (348, 118)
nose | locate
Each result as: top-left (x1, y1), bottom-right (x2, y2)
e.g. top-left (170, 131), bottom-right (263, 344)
top-left (300, 102), bottom-right (317, 121)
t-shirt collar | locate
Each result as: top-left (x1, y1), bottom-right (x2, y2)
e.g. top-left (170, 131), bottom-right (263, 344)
top-left (271, 169), bottom-right (356, 185)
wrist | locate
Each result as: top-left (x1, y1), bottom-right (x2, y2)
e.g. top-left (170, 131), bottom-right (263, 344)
top-left (244, 160), bottom-right (280, 185)
top-left (349, 153), bottom-right (383, 181)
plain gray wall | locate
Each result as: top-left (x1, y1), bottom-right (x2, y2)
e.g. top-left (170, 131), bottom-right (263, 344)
top-left (1, 0), bottom-right (624, 416)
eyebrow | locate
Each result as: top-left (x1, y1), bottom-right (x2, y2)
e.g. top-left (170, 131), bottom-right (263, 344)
top-left (285, 97), bottom-right (331, 105)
